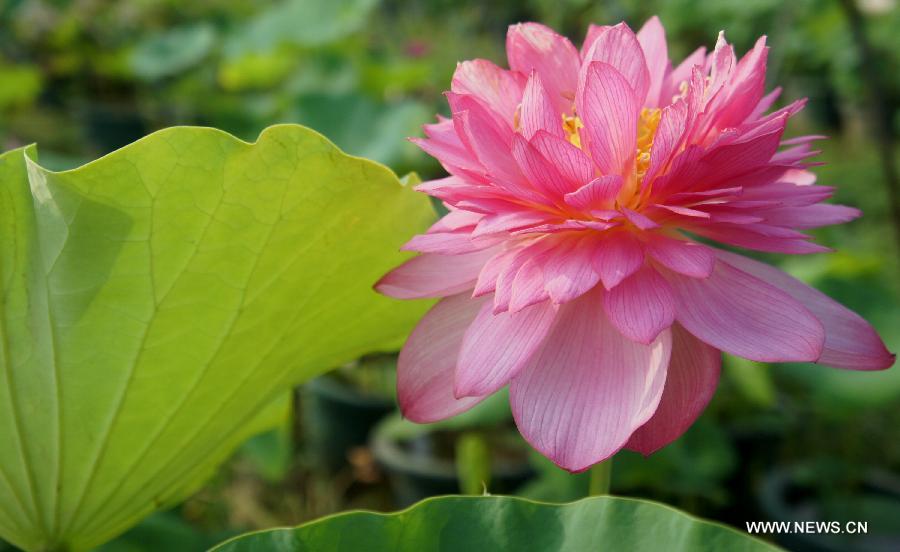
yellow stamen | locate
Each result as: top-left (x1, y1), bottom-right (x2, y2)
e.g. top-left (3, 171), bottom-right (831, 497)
top-left (562, 113), bottom-right (584, 149)
top-left (635, 107), bottom-right (661, 183)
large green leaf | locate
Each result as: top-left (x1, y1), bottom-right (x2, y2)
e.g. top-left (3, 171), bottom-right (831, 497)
top-left (211, 495), bottom-right (780, 551)
top-left (0, 124), bottom-right (434, 551)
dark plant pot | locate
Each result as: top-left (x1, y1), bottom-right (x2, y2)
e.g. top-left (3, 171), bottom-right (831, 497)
top-left (759, 464), bottom-right (900, 552)
top-left (301, 375), bottom-right (395, 471)
top-left (372, 426), bottom-right (535, 507)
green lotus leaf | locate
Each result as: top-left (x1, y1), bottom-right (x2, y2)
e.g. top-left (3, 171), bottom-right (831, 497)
top-left (0, 124), bottom-right (434, 551)
top-left (211, 495), bottom-right (780, 551)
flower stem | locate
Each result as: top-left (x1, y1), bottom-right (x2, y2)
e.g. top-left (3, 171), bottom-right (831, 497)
top-left (588, 458), bottom-right (613, 496)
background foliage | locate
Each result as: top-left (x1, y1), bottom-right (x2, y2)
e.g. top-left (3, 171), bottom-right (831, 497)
top-left (1, 0), bottom-right (898, 550)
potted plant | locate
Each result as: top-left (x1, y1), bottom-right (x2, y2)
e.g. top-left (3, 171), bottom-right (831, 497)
top-left (371, 392), bottom-right (535, 506)
top-left (301, 353), bottom-right (399, 471)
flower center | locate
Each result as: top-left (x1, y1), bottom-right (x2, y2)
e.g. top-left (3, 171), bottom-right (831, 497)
top-left (561, 113), bottom-right (585, 149)
top-left (635, 107), bottom-right (661, 182)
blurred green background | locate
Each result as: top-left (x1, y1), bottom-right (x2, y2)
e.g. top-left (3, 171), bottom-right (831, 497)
top-left (1, 0), bottom-right (898, 551)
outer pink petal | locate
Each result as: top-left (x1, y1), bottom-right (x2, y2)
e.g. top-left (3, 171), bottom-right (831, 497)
top-left (451, 59), bottom-right (525, 123)
top-left (530, 130), bottom-right (596, 185)
top-left (663, 261), bottom-right (825, 362)
top-left (472, 209), bottom-right (554, 238)
top-left (577, 62), bottom-right (639, 176)
top-left (594, 231), bottom-right (644, 289)
top-left (451, 101), bottom-right (533, 197)
top-left (603, 266), bottom-right (675, 344)
top-left (622, 207), bottom-right (659, 230)
top-left (509, 289), bottom-right (672, 472)
top-left (542, 234), bottom-right (602, 304)
top-left (644, 99), bottom-right (688, 184)
top-left (626, 323), bottom-right (721, 455)
top-left (398, 294), bottom-right (489, 422)
top-left (506, 23), bottom-right (580, 114)
top-left (715, 36), bottom-right (769, 130)
top-left (455, 299), bottom-right (557, 397)
top-left (716, 250), bottom-right (895, 370)
top-left (493, 237), bottom-right (557, 312)
top-left (644, 233), bottom-right (715, 278)
top-left (662, 46), bottom-right (706, 104)
top-left (511, 134), bottom-right (578, 198)
top-left (413, 120), bottom-right (487, 184)
top-left (687, 224), bottom-right (831, 255)
top-left (509, 257), bottom-right (550, 313)
top-left (759, 204), bottom-right (860, 229)
top-left (375, 248), bottom-right (496, 299)
top-left (564, 175), bottom-right (622, 210)
top-left (636, 16), bottom-right (669, 108)
top-left (402, 229), bottom-right (497, 254)
top-left (519, 72), bottom-right (564, 139)
top-left (581, 23), bottom-right (651, 104)
top-left (580, 24), bottom-right (609, 57)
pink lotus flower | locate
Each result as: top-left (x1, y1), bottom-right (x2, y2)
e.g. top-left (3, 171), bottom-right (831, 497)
top-left (376, 17), bottom-right (895, 472)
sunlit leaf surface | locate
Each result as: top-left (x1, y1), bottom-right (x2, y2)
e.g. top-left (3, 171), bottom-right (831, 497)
top-left (0, 125), bottom-right (434, 551)
top-left (212, 495), bottom-right (781, 551)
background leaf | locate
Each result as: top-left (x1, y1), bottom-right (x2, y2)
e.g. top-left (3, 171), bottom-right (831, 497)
top-left (211, 495), bottom-right (780, 551)
top-left (131, 24), bottom-right (217, 82)
top-left (0, 124), bottom-right (434, 551)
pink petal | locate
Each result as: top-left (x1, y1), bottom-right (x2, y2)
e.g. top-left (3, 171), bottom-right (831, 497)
top-left (716, 250), bottom-right (895, 370)
top-left (456, 299), bottom-right (557, 397)
top-left (580, 24), bottom-right (609, 57)
top-left (412, 121), bottom-right (487, 184)
top-left (510, 288), bottom-right (672, 472)
top-left (511, 134), bottom-right (578, 198)
top-left (652, 204), bottom-right (710, 219)
top-left (563, 175), bottom-right (623, 210)
top-left (375, 248), bottom-right (496, 299)
top-left (414, 176), bottom-right (508, 205)
top-left (644, 233), bottom-right (715, 278)
top-left (530, 130), bottom-right (596, 185)
top-left (542, 234), bottom-right (602, 303)
top-left (509, 257), bottom-right (550, 313)
top-left (473, 245), bottom-right (521, 297)
top-left (594, 231), bottom-right (644, 289)
top-left (398, 294), bottom-right (489, 422)
top-left (577, 62), bottom-right (639, 176)
top-left (581, 23), bottom-right (651, 105)
top-left (492, 238), bottom-right (556, 312)
top-left (451, 101), bottom-right (534, 198)
top-left (636, 16), bottom-right (669, 108)
top-left (663, 261), bottom-right (825, 362)
top-left (626, 323), bottom-right (721, 455)
top-left (748, 87), bottom-right (782, 121)
top-left (644, 99), bottom-right (688, 183)
top-left (519, 72), bottom-right (564, 139)
top-left (662, 46), bottom-right (706, 104)
top-left (760, 204), bottom-right (860, 229)
top-left (472, 209), bottom-right (554, 238)
top-left (603, 265), bottom-right (675, 344)
top-left (715, 36), bottom-right (769, 130)
top-left (687, 224), bottom-right (831, 255)
top-left (693, 116), bottom-right (787, 188)
top-left (402, 229), bottom-right (493, 254)
top-left (451, 59), bottom-right (525, 123)
top-left (622, 207), bottom-right (659, 230)
top-left (507, 23), bottom-right (580, 114)
top-left (427, 208), bottom-right (483, 232)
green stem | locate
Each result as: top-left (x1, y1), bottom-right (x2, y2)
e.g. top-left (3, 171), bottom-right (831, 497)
top-left (588, 458), bottom-right (613, 496)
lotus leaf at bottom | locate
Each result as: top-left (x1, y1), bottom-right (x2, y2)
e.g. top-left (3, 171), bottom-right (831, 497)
top-left (212, 495), bottom-right (780, 552)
